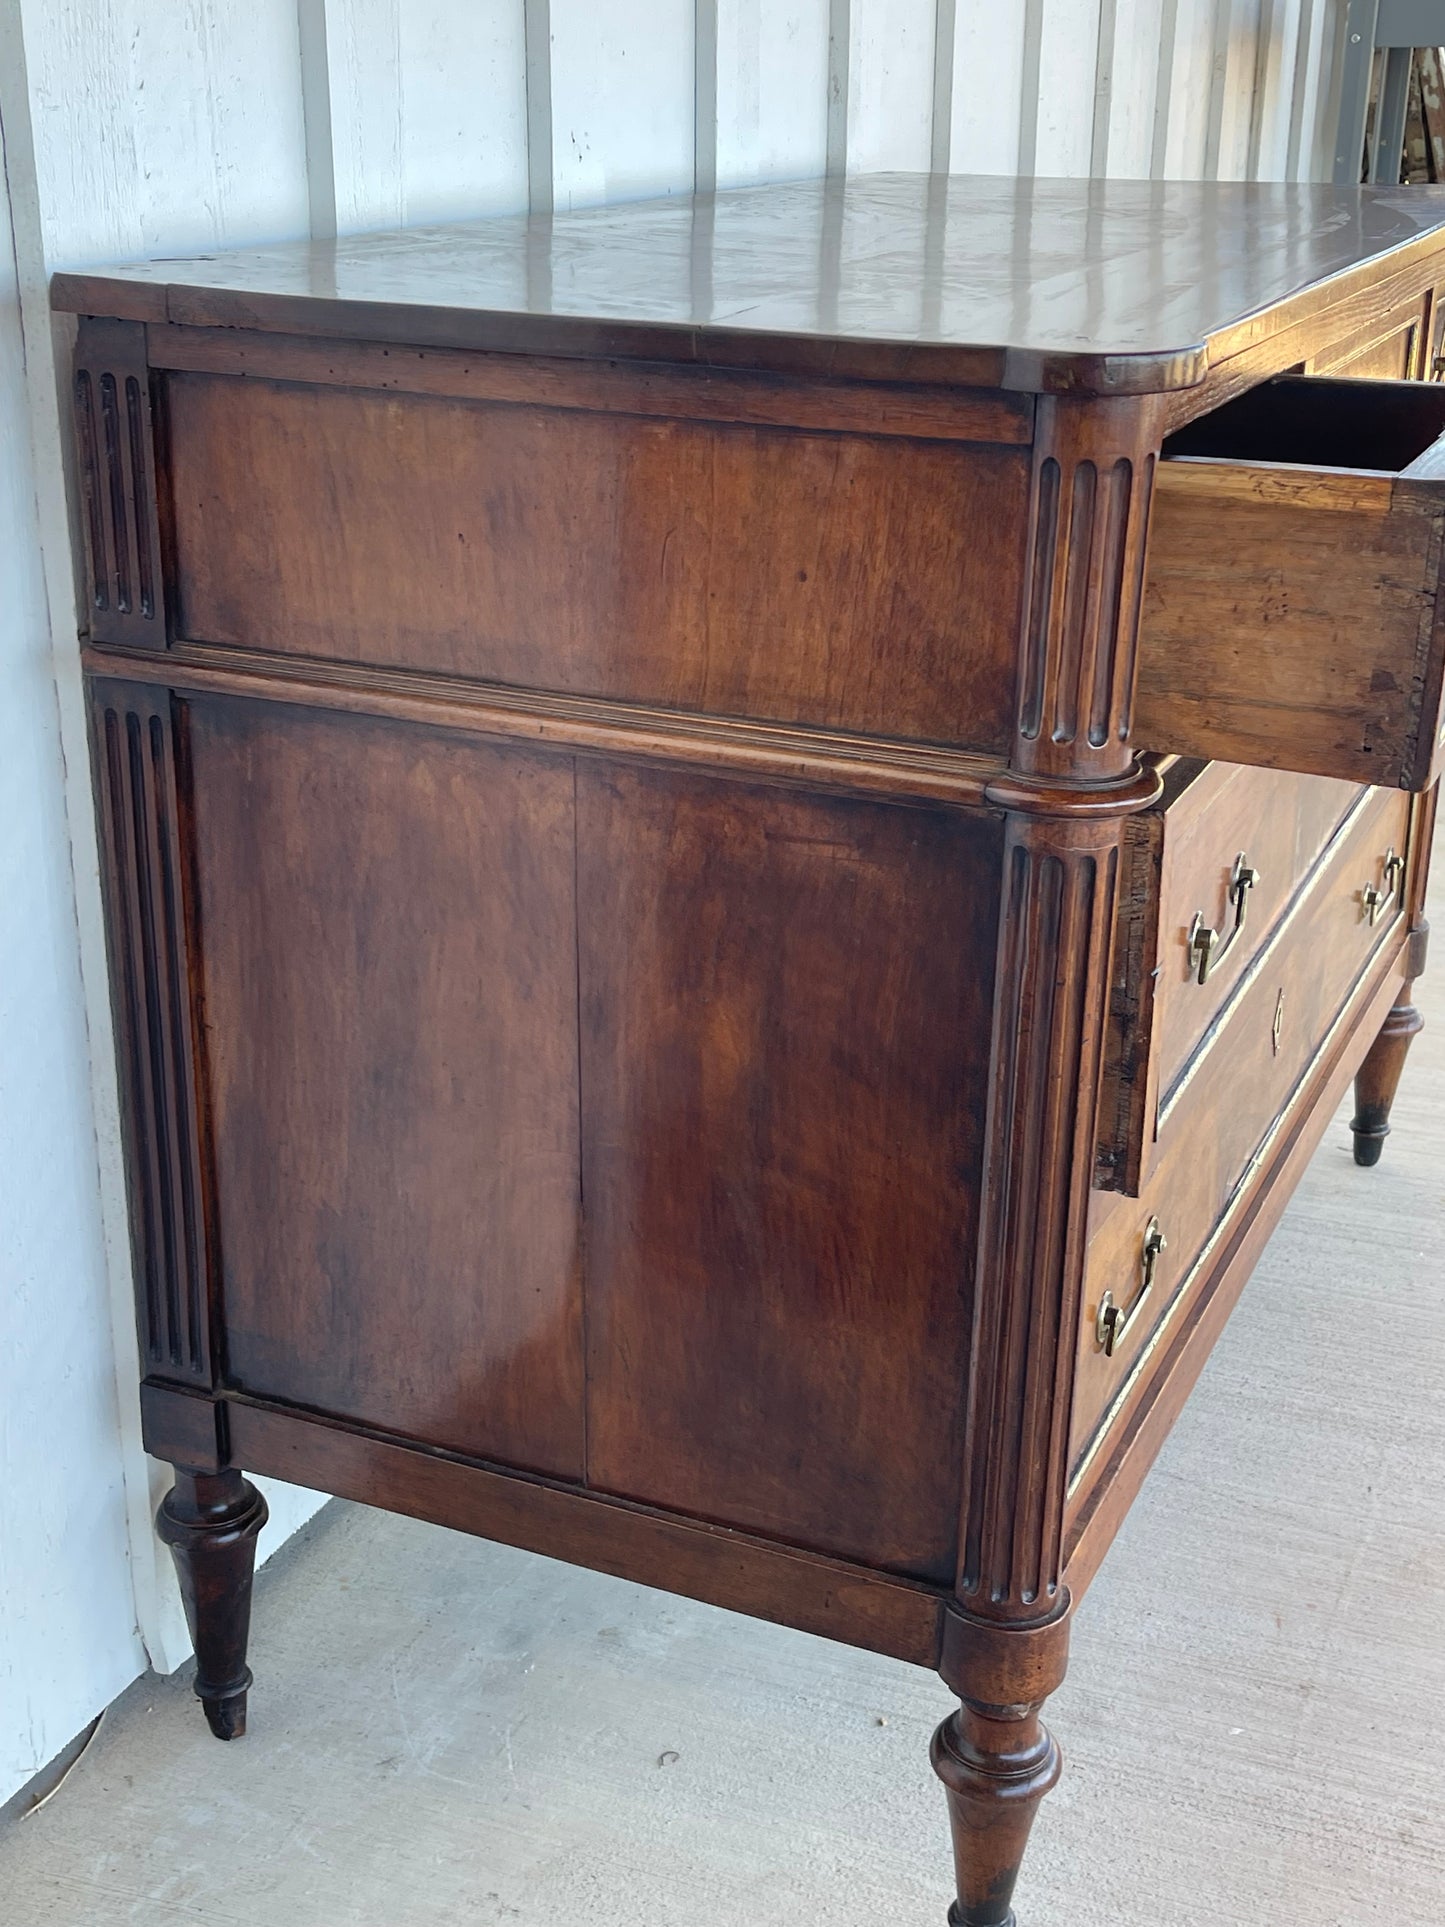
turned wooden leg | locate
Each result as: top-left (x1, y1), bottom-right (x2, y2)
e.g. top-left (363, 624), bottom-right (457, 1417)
top-left (931, 1698), bottom-right (1061, 1927)
top-left (932, 1605), bottom-right (1069, 1926)
top-left (1351, 996), bottom-right (1424, 1166)
top-left (156, 1468), bottom-right (268, 1740)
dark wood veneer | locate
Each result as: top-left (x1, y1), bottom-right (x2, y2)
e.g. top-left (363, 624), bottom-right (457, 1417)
top-left (69, 178), bottom-right (1441, 1926)
top-left (188, 698), bottom-right (587, 1477)
top-left (163, 369), bottom-right (1025, 750)
top-left (577, 764), bottom-right (999, 1578)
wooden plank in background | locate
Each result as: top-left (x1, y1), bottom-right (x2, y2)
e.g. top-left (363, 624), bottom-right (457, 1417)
top-left (1286, 0), bottom-right (1320, 178)
top-left (1106, 0), bottom-right (1169, 178)
top-left (1248, 0), bottom-right (1296, 180)
top-left (321, 0), bottom-right (529, 231)
top-left (946, 0), bottom-right (1030, 174)
top-left (1035, 0), bottom-right (1105, 176)
top-left (1420, 49), bottom-right (1445, 180)
top-left (18, 0), bottom-right (310, 262)
top-left (843, 0), bottom-right (937, 171)
top-left (1405, 57), bottom-right (1429, 182)
top-left (712, 0), bottom-right (830, 188)
top-left (1165, 0), bottom-right (1224, 176)
top-left (546, 0), bottom-right (695, 211)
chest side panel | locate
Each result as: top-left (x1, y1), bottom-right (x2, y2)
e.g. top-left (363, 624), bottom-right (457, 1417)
top-left (576, 764), bottom-right (1003, 1582)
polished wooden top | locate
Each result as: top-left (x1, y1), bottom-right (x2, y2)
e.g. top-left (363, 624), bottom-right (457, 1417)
top-left (54, 174), bottom-right (1445, 392)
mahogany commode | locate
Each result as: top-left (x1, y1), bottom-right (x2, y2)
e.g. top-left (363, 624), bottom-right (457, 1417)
top-left (55, 175), bottom-right (1444, 1924)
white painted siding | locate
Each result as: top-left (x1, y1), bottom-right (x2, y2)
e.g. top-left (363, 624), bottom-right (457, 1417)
top-left (841, 0), bottom-right (937, 172)
top-left (297, 0), bottom-right (1348, 233)
top-left (1105, 0), bottom-right (1169, 179)
top-left (0, 133), bottom-right (145, 1810)
top-left (712, 1), bottom-right (830, 187)
top-left (547, 1), bottom-right (696, 211)
top-left (0, 0), bottom-right (325, 1803)
top-left (947, 6), bottom-right (1031, 177)
top-left (320, 0), bottom-right (530, 231)
top-left (0, 0), bottom-right (1352, 1809)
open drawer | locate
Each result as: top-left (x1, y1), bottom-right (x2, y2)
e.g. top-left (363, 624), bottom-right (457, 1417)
top-left (1137, 377), bottom-right (1445, 791)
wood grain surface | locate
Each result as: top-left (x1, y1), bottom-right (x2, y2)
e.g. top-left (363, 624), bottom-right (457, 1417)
top-left (577, 763), bottom-right (1002, 1579)
top-left (1139, 377), bottom-right (1445, 790)
top-left (187, 698), bottom-right (586, 1478)
top-left (165, 370), bottom-right (1026, 751)
top-left (49, 175), bottom-right (1445, 394)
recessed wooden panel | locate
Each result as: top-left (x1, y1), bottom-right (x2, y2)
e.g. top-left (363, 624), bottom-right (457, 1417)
top-left (577, 765), bottom-right (1003, 1580)
top-left (1307, 293), bottom-right (1427, 381)
top-left (186, 698), bottom-right (584, 1477)
top-left (163, 371), bottom-right (1025, 750)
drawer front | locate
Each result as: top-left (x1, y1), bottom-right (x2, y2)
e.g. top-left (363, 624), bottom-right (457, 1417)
top-left (1074, 781), bottom-right (1412, 1466)
top-left (161, 368), bottom-right (1026, 751)
top-left (1151, 763), bottom-right (1362, 1115)
top-left (1138, 376), bottom-right (1445, 791)
top-left (1096, 759), bottom-right (1362, 1193)
top-left (1308, 291), bottom-right (1429, 381)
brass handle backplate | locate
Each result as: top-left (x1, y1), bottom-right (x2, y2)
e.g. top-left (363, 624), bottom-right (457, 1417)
top-left (1187, 853), bottom-right (1261, 986)
top-left (1096, 1217), bottom-right (1168, 1359)
top-left (1361, 848), bottom-right (1405, 927)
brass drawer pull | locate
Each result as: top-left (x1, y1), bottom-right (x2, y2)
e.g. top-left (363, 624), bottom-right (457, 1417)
top-left (1361, 847), bottom-right (1405, 926)
top-left (1187, 853), bottom-right (1261, 985)
top-left (1097, 1217), bottom-right (1168, 1359)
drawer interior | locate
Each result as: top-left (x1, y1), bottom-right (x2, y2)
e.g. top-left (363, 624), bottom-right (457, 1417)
top-left (1138, 374), bottom-right (1445, 791)
top-left (1163, 375), bottom-right (1445, 474)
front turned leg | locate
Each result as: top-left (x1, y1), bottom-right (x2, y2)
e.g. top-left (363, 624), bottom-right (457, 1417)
top-left (1351, 995), bottom-right (1424, 1166)
top-left (157, 1468), bottom-right (268, 1739)
top-left (930, 1606), bottom-right (1070, 1927)
top-left (931, 1697), bottom-right (1061, 1927)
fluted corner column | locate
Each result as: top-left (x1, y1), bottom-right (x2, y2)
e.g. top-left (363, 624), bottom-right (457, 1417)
top-left (1014, 394), bottom-right (1168, 787)
top-left (932, 393), bottom-right (1169, 1927)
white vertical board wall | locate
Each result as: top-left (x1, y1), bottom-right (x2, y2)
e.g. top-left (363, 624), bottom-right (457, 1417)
top-left (839, 0), bottom-right (937, 173)
top-left (318, 0), bottom-right (529, 231)
top-left (0, 0), bottom-right (1353, 1804)
top-left (309, 0), bottom-right (1346, 239)
top-left (548, 0), bottom-right (695, 210)
top-left (0, 0), bottom-right (326, 1800)
top-left (712, 1), bottom-right (830, 187)
top-left (0, 122), bottom-right (145, 1810)
top-left (945, 6), bottom-right (1032, 176)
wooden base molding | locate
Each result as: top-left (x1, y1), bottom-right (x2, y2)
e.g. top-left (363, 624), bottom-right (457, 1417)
top-left (140, 1389), bottom-right (948, 1671)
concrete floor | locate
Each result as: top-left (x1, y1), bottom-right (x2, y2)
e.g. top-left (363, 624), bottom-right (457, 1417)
top-left (3, 870), bottom-right (1442, 1927)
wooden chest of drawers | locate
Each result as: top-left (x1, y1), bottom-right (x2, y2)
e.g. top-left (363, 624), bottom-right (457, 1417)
top-left (55, 176), bottom-right (1442, 1924)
